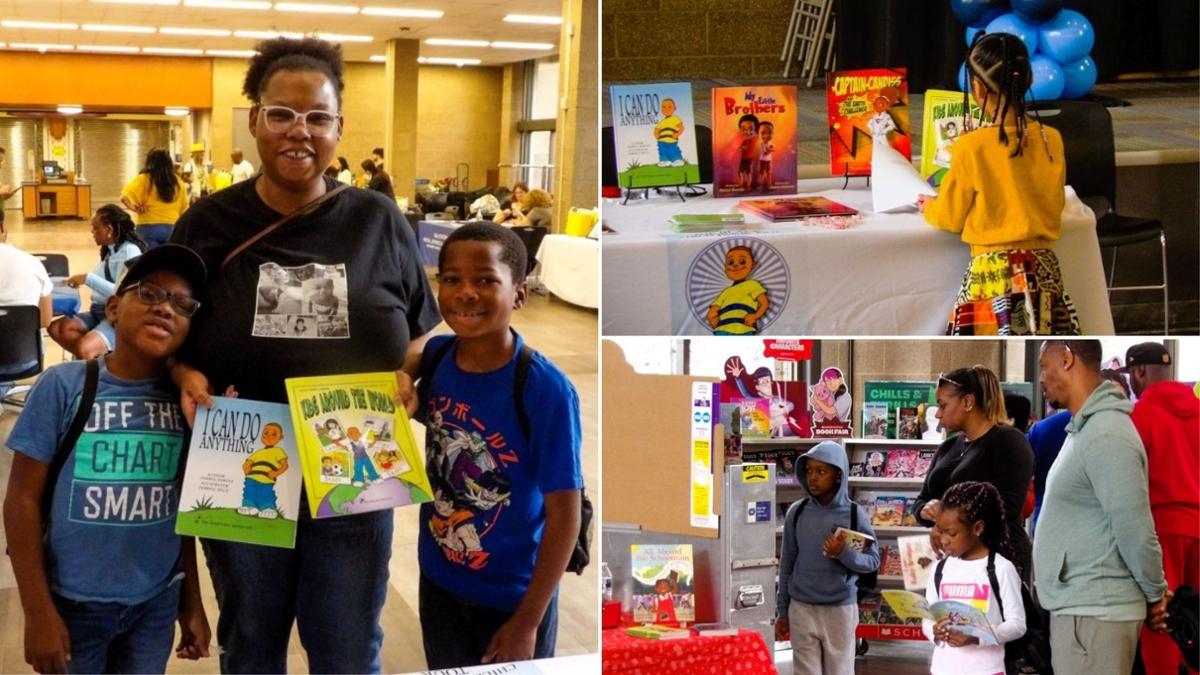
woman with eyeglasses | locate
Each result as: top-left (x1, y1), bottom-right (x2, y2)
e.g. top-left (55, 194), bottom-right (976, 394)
top-left (912, 365), bottom-right (1036, 581)
top-left (166, 38), bottom-right (439, 673)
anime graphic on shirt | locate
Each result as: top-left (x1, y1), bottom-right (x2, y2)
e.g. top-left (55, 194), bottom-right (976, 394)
top-left (252, 262), bottom-right (349, 338)
top-left (422, 399), bottom-right (517, 571)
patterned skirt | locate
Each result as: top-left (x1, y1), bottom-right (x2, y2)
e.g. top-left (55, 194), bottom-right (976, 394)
top-left (948, 249), bottom-right (1081, 336)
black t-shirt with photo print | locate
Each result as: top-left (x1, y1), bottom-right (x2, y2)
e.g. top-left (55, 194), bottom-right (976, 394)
top-left (170, 176), bottom-right (441, 404)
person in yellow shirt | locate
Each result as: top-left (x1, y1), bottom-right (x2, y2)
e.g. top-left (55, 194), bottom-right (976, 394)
top-left (120, 147), bottom-right (189, 249)
top-left (920, 32), bottom-right (1079, 336)
top-left (708, 246), bottom-right (769, 335)
top-left (239, 422), bottom-right (289, 519)
top-left (654, 98), bottom-right (686, 167)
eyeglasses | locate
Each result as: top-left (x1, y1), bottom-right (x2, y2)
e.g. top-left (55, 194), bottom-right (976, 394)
top-left (122, 281), bottom-right (200, 317)
top-left (257, 105), bottom-right (340, 136)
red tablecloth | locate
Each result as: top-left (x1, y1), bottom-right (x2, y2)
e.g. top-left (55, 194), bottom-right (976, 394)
top-left (602, 628), bottom-right (777, 674)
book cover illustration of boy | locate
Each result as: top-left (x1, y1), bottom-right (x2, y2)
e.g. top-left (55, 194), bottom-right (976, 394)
top-left (609, 82), bottom-right (701, 188)
top-left (177, 396), bottom-right (303, 549)
top-left (826, 68), bottom-right (909, 177)
top-left (809, 367), bottom-right (852, 438)
top-left (711, 85), bottom-right (797, 197)
top-left (707, 246), bottom-right (769, 335)
top-left (631, 544), bottom-right (695, 624)
top-left (919, 89), bottom-right (986, 187)
top-left (286, 372), bottom-right (433, 518)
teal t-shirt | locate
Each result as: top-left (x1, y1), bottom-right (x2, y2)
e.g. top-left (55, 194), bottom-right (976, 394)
top-left (7, 358), bottom-right (187, 603)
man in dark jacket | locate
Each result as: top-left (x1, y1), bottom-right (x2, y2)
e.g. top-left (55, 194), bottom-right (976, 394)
top-left (1123, 342), bottom-right (1200, 675)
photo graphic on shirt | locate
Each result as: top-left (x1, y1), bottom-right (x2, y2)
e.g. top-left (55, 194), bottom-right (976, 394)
top-left (253, 262), bottom-right (348, 339)
top-left (424, 398), bottom-right (519, 571)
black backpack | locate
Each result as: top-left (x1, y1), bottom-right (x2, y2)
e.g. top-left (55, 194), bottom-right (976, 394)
top-left (934, 550), bottom-right (1053, 675)
top-left (786, 497), bottom-right (879, 594)
top-left (417, 337), bottom-right (593, 575)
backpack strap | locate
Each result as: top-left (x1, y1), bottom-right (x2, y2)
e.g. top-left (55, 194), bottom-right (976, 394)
top-left (42, 359), bottom-right (100, 521)
top-left (934, 557), bottom-right (948, 600)
top-left (416, 336), bottom-right (457, 422)
top-left (987, 548), bottom-right (1006, 621)
top-left (786, 497), bottom-right (809, 538)
top-left (513, 344), bottom-right (533, 441)
top-left (850, 500), bottom-right (858, 531)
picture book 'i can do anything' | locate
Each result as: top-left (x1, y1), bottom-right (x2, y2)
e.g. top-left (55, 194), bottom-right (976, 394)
top-left (176, 396), bottom-right (303, 548)
top-left (610, 82), bottom-right (702, 189)
top-left (285, 372), bottom-right (433, 518)
top-left (711, 85), bottom-right (797, 198)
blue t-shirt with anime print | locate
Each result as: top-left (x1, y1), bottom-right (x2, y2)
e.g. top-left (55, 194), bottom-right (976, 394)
top-left (6, 359), bottom-right (187, 604)
top-left (417, 332), bottom-right (584, 613)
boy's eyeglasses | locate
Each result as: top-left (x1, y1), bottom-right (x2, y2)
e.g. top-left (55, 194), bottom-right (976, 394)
top-left (257, 105), bottom-right (340, 136)
top-left (122, 281), bottom-right (200, 317)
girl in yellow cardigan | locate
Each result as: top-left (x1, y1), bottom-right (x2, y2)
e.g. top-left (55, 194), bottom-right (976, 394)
top-left (920, 32), bottom-right (1079, 336)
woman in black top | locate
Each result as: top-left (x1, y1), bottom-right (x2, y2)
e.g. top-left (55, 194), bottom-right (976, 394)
top-left (361, 158), bottom-right (396, 200)
top-left (912, 365), bottom-right (1035, 580)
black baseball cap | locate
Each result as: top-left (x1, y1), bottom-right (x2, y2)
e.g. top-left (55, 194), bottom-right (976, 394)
top-left (115, 244), bottom-right (208, 297)
top-left (1121, 342), bottom-right (1172, 370)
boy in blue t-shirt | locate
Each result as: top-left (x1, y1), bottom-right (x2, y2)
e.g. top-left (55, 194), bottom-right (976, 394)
top-left (3, 245), bottom-right (211, 674)
top-left (416, 222), bottom-right (583, 668)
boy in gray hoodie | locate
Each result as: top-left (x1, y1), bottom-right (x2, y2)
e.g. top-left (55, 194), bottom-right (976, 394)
top-left (775, 440), bottom-right (880, 675)
top-left (1034, 340), bottom-right (1171, 674)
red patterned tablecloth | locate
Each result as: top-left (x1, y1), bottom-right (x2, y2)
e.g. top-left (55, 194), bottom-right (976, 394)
top-left (602, 628), bottom-right (777, 674)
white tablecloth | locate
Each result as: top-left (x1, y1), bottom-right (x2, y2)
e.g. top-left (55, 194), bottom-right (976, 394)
top-left (539, 234), bottom-right (599, 309)
top-left (602, 178), bottom-right (1113, 335)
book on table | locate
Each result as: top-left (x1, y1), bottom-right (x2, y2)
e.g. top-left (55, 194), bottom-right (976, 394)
top-left (737, 196), bottom-right (858, 222)
top-left (625, 624), bottom-right (691, 640)
top-left (668, 213), bottom-right (746, 233)
top-left (693, 622), bottom-right (739, 637)
top-left (610, 82), bottom-right (702, 189)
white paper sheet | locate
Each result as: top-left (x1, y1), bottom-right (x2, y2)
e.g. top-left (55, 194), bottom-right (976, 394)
top-left (871, 138), bottom-right (937, 213)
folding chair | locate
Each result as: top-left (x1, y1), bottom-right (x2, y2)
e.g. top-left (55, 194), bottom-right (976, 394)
top-left (1030, 100), bottom-right (1169, 333)
top-left (32, 252), bottom-right (70, 278)
top-left (0, 305), bottom-right (45, 413)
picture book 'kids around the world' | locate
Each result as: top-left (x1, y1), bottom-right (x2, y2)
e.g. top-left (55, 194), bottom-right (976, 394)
top-left (920, 89), bottom-right (986, 187)
top-left (631, 544), bottom-right (696, 625)
top-left (176, 396), bottom-right (303, 548)
top-left (711, 85), bottom-right (798, 198)
top-left (826, 68), bottom-right (910, 176)
top-left (285, 372), bottom-right (433, 518)
top-left (610, 82), bottom-right (702, 189)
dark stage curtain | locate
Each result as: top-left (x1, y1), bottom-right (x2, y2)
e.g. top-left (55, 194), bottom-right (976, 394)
top-left (834, 0), bottom-right (1198, 92)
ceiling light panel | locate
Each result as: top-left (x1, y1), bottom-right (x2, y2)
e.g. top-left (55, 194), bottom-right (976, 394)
top-left (161, 27), bottom-right (233, 36)
top-left (78, 44), bottom-right (142, 52)
top-left (422, 57), bottom-right (481, 66)
top-left (9, 43), bottom-right (75, 51)
top-left (90, 0), bottom-right (180, 5)
top-left (274, 2), bottom-right (359, 14)
top-left (490, 41), bottom-right (554, 50)
top-left (424, 38), bottom-right (488, 47)
top-left (502, 14), bottom-right (562, 25)
top-left (234, 29), bottom-right (304, 39)
top-left (207, 49), bottom-right (258, 57)
top-left (315, 33), bottom-right (374, 43)
top-left (2, 20), bottom-right (79, 30)
top-left (81, 24), bottom-right (157, 33)
top-left (184, 0), bottom-right (272, 9)
top-left (143, 46), bottom-right (204, 55)
top-left (361, 7), bottom-right (443, 18)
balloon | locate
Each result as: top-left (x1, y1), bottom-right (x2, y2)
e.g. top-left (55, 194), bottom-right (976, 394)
top-left (1012, 0), bottom-right (1063, 24)
top-left (985, 13), bottom-right (1040, 54)
top-left (1037, 9), bottom-right (1095, 63)
top-left (1059, 55), bottom-right (1097, 98)
top-left (1027, 55), bottom-right (1065, 101)
top-left (970, 6), bottom-right (1008, 28)
top-left (966, 25), bottom-right (984, 45)
top-left (950, 0), bottom-right (1009, 27)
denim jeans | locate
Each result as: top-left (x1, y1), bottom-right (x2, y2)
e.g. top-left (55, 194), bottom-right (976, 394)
top-left (419, 574), bottom-right (558, 669)
top-left (135, 224), bottom-right (174, 250)
top-left (52, 581), bottom-right (180, 674)
top-left (202, 504), bottom-right (393, 674)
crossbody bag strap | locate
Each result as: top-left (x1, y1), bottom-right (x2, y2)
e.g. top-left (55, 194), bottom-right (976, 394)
top-left (221, 182), bottom-right (352, 272)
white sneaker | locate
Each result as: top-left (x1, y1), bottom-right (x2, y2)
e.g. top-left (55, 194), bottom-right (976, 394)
top-left (352, 480), bottom-right (363, 487)
top-left (671, 159), bottom-right (685, 167)
top-left (258, 509), bottom-right (278, 519)
top-left (238, 506), bottom-right (259, 516)
top-left (657, 161), bottom-right (670, 167)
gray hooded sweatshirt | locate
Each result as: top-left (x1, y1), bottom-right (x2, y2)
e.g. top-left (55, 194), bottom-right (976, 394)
top-left (777, 441), bottom-right (881, 612)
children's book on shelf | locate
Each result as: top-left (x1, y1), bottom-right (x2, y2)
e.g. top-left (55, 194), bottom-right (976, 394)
top-left (922, 405), bottom-right (944, 441)
top-left (863, 450), bottom-right (888, 477)
top-left (626, 624), bottom-right (691, 640)
top-left (862, 401), bottom-right (890, 439)
top-left (729, 397), bottom-right (771, 438)
top-left (881, 590), bottom-right (999, 645)
top-left (848, 459), bottom-right (865, 477)
top-left (285, 372), bottom-right (433, 518)
top-left (711, 85), bottom-right (798, 198)
top-left (863, 381), bottom-right (937, 438)
top-left (884, 449), bottom-right (919, 478)
top-left (176, 396), bottom-right (303, 549)
top-left (900, 500), bottom-right (920, 527)
top-left (631, 544), bottom-right (695, 625)
top-left (694, 622), bottom-right (739, 637)
top-left (880, 544), bottom-right (903, 576)
top-left (858, 595), bottom-right (881, 624)
top-left (826, 67), bottom-right (910, 177)
top-left (914, 450), bottom-right (935, 479)
top-left (610, 82), bottom-right (701, 189)
top-left (896, 406), bottom-right (921, 440)
top-left (775, 449), bottom-right (799, 485)
top-left (833, 526), bottom-right (875, 553)
top-left (873, 496), bottom-right (906, 527)
top-left (897, 534), bottom-right (937, 591)
top-left (668, 213), bottom-right (746, 233)
top-left (919, 89), bottom-right (985, 188)
top-left (737, 196), bottom-right (858, 222)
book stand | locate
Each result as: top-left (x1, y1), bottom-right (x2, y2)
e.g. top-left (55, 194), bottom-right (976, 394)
top-left (839, 162), bottom-right (870, 190)
top-left (621, 175), bottom-right (690, 205)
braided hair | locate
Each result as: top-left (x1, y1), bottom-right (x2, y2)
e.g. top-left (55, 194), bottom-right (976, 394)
top-left (965, 31), bottom-right (1049, 159)
top-left (95, 203), bottom-right (147, 259)
top-left (941, 481), bottom-right (1013, 562)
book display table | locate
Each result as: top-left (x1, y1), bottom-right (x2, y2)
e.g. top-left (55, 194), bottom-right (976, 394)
top-left (539, 234), bottom-right (599, 308)
top-left (602, 628), bottom-right (776, 674)
top-left (602, 178), bottom-right (1113, 335)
